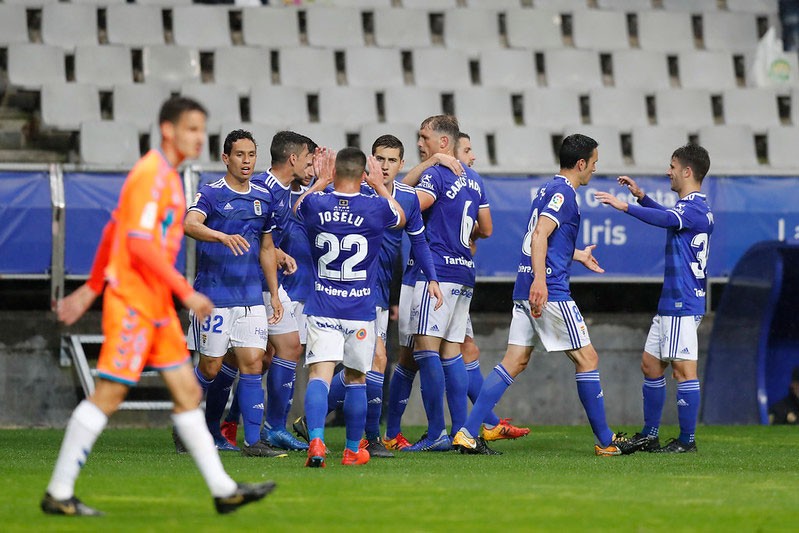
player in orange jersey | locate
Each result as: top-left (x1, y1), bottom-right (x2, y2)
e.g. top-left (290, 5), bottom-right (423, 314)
top-left (43, 97), bottom-right (275, 517)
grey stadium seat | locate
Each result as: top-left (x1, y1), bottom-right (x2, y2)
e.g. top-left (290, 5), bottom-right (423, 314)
top-left (766, 126), bottom-right (799, 168)
top-left (534, 0), bottom-right (591, 8)
top-left (306, 7), bottom-right (364, 48)
top-left (571, 10), bottom-right (630, 51)
top-left (702, 12), bottom-right (761, 53)
top-left (726, 0), bottom-right (778, 14)
top-left (172, 6), bottom-right (231, 50)
top-left (41, 4), bottom-right (98, 51)
top-left (74, 45), bottom-right (133, 90)
top-left (661, 0), bottom-right (718, 11)
top-left (318, 87), bottom-right (378, 128)
top-left (698, 125), bottom-right (758, 172)
top-left (220, 122), bottom-right (279, 153)
top-left (344, 48), bottom-right (404, 89)
top-left (654, 88), bottom-right (714, 127)
top-left (136, 0), bottom-right (191, 6)
top-left (278, 48), bottom-right (337, 89)
top-left (80, 120), bottom-right (140, 167)
top-left (287, 123), bottom-right (347, 152)
top-left (358, 122), bottom-right (421, 167)
top-left (678, 51), bottom-right (737, 90)
top-left (2, 0), bottom-right (57, 5)
top-left (106, 5), bottom-right (165, 46)
top-left (465, 0), bottom-right (523, 6)
top-left (544, 49), bottom-right (603, 89)
top-left (180, 83), bottom-right (241, 136)
top-left (402, 0), bottom-right (457, 8)
top-left (493, 126), bottom-right (557, 174)
top-left (589, 88), bottom-right (649, 128)
top-left (596, 0), bottom-right (653, 9)
top-left (630, 125), bottom-right (690, 170)
top-left (636, 11), bottom-right (695, 53)
top-left (612, 50), bottom-right (671, 91)
top-left (453, 88), bottom-right (515, 128)
top-left (722, 88), bottom-right (780, 131)
top-left (373, 8), bottom-right (431, 49)
top-left (480, 49), bottom-right (538, 89)
top-left (382, 87), bottom-right (442, 125)
top-left (241, 7), bottom-right (300, 48)
top-left (7, 44), bottom-right (66, 90)
top-left (249, 85), bottom-right (309, 129)
top-left (564, 124), bottom-right (626, 171)
top-left (443, 9), bottom-right (503, 54)
top-left (113, 83), bottom-right (171, 133)
top-left (142, 45), bottom-right (201, 91)
top-left (324, 0), bottom-right (392, 6)
top-left (41, 83), bottom-right (100, 131)
top-left (505, 10), bottom-right (563, 50)
top-left (522, 88), bottom-right (582, 129)
top-left (412, 49), bottom-right (471, 89)
top-left (214, 47), bottom-right (272, 96)
top-left (0, 5), bottom-right (30, 46)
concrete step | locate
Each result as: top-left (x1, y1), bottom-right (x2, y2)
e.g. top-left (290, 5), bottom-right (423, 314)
top-left (0, 118), bottom-right (29, 150)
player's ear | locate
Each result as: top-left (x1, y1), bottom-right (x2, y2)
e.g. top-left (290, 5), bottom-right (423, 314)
top-left (160, 121), bottom-right (175, 144)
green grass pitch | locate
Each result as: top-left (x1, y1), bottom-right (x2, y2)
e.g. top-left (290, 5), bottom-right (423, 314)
top-left (3, 425), bottom-right (798, 532)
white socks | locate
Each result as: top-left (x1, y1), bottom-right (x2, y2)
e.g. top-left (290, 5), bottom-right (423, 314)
top-left (172, 409), bottom-right (237, 498)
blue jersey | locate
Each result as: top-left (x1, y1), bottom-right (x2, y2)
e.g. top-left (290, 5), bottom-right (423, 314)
top-left (658, 192), bottom-right (714, 316)
top-left (297, 190), bottom-right (400, 321)
top-left (252, 170), bottom-right (292, 293)
top-left (416, 164), bottom-right (489, 287)
top-left (280, 186), bottom-right (313, 302)
top-left (189, 178), bottom-right (275, 308)
top-left (513, 176), bottom-right (579, 302)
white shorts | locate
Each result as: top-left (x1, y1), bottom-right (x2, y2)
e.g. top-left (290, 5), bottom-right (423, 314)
top-left (409, 281), bottom-right (472, 344)
top-left (507, 299), bottom-right (590, 352)
top-left (290, 300), bottom-right (307, 345)
top-left (375, 306), bottom-right (389, 343)
top-left (644, 314), bottom-right (702, 361)
top-left (465, 313), bottom-right (474, 339)
top-left (305, 315), bottom-right (376, 374)
top-left (187, 305), bottom-right (268, 357)
top-left (263, 285), bottom-right (299, 336)
top-left (398, 284), bottom-right (414, 348)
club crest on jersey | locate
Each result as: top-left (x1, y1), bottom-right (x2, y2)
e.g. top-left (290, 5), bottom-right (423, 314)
top-left (253, 199), bottom-right (262, 215)
top-left (547, 193), bottom-right (564, 212)
top-left (338, 199), bottom-right (349, 207)
top-left (356, 328), bottom-right (367, 340)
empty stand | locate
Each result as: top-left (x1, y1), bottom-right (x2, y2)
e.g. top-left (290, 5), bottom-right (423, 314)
top-left (661, 0), bottom-right (718, 11)
top-left (136, 0), bottom-right (192, 6)
top-left (306, 7), bottom-right (365, 48)
top-left (726, 0), bottom-right (778, 14)
top-left (142, 45), bottom-right (201, 91)
top-left (654, 88), bottom-right (714, 127)
top-left (596, 0), bottom-right (654, 9)
top-left (698, 125), bottom-right (758, 171)
top-left (219, 122), bottom-right (279, 151)
top-left (702, 11), bottom-right (761, 53)
top-left (373, 8), bottom-right (432, 48)
top-left (214, 47), bottom-right (272, 96)
top-left (589, 88), bottom-right (649, 127)
top-left (480, 49), bottom-right (538, 89)
top-left (544, 49), bottom-right (603, 89)
top-left (180, 83), bottom-right (241, 135)
top-left (277, 48), bottom-right (337, 89)
top-left (41, 4), bottom-right (98, 51)
top-left (465, 0), bottom-right (523, 6)
top-left (443, 9), bottom-right (502, 54)
top-left (382, 87), bottom-right (442, 125)
top-left (402, 0), bottom-right (457, 8)
top-left (105, 5), bottom-right (164, 46)
top-left (241, 7), bottom-right (300, 48)
top-left (249, 85), bottom-right (309, 129)
top-left (74, 45), bottom-right (133, 90)
top-left (612, 50), bottom-right (671, 90)
top-left (452, 127), bottom-right (490, 173)
top-left (325, 0), bottom-right (392, 6)
top-left (766, 126), bottom-right (799, 168)
top-left (630, 125), bottom-right (689, 169)
top-left (678, 51), bottom-right (737, 90)
top-left (505, 10), bottom-right (563, 50)
top-left (493, 126), bottom-right (556, 174)
top-left (564, 124), bottom-right (626, 170)
top-left (358, 122), bottom-right (421, 167)
top-left (344, 48), bottom-right (404, 89)
top-left (318, 87), bottom-right (378, 128)
top-left (453, 88), bottom-right (515, 128)
top-left (172, 6), bottom-right (231, 50)
top-left (636, 11), bottom-right (696, 52)
top-left (522, 88), bottom-right (583, 129)
top-left (287, 123), bottom-right (348, 151)
top-left (7, 44), bottom-right (66, 90)
top-left (412, 49), bottom-right (472, 89)
top-left (79, 120), bottom-right (140, 167)
top-left (722, 88), bottom-right (780, 131)
top-left (113, 83), bottom-right (171, 134)
top-left (0, 5), bottom-right (29, 46)
top-left (41, 83), bottom-right (100, 131)
top-left (571, 10), bottom-right (630, 51)
top-left (534, 0), bottom-right (591, 8)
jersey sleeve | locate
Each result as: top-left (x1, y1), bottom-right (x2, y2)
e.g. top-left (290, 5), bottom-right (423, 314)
top-left (381, 197), bottom-right (401, 229)
top-left (404, 194), bottom-right (425, 236)
top-left (296, 191), bottom-right (320, 222)
top-left (416, 168), bottom-right (439, 200)
top-left (188, 185), bottom-right (213, 218)
top-left (539, 186), bottom-right (574, 228)
top-left (666, 201), bottom-right (691, 231)
top-left (478, 176), bottom-right (490, 209)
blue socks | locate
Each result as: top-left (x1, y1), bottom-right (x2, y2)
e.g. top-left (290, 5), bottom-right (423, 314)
top-left (344, 382), bottom-right (367, 452)
top-left (237, 373), bottom-right (264, 446)
top-left (575, 370), bottom-right (614, 447)
top-left (305, 378), bottom-right (330, 443)
top-left (414, 350), bottom-right (446, 439)
top-left (328, 370), bottom-right (347, 413)
top-left (442, 354), bottom-right (468, 437)
top-left (641, 376), bottom-right (666, 438)
top-left (464, 364), bottom-right (514, 438)
top-left (676, 379), bottom-right (700, 444)
top-left (204, 363), bottom-right (237, 438)
top-left (365, 371), bottom-right (384, 441)
top-left (466, 360), bottom-right (501, 427)
top-left (265, 356), bottom-right (296, 431)
top-left (386, 364), bottom-right (416, 439)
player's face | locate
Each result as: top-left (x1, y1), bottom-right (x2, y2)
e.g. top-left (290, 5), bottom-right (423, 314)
top-left (455, 138), bottom-right (475, 167)
top-left (222, 138), bottom-right (256, 182)
top-left (667, 156), bottom-right (688, 192)
top-left (299, 158), bottom-right (314, 186)
top-left (290, 146), bottom-right (311, 180)
top-left (166, 110), bottom-right (206, 161)
top-left (373, 146), bottom-right (404, 184)
top-left (417, 126), bottom-right (442, 160)
top-left (577, 148), bottom-right (598, 185)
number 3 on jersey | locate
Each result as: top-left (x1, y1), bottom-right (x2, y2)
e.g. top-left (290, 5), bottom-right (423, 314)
top-left (690, 233), bottom-right (709, 279)
top-left (316, 231), bottom-right (368, 281)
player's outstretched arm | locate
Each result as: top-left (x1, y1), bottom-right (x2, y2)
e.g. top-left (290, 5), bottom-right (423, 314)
top-left (618, 175), bottom-right (667, 211)
top-left (529, 216), bottom-right (556, 318)
top-left (573, 244), bottom-right (605, 273)
top-left (401, 153), bottom-right (464, 187)
top-left (595, 191), bottom-right (679, 229)
top-left (366, 155), bottom-right (406, 228)
top-left (184, 210), bottom-right (250, 256)
top-left (260, 233), bottom-right (283, 325)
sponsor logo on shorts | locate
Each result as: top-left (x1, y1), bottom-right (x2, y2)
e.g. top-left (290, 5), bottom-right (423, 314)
top-left (356, 328), bottom-right (367, 340)
top-left (314, 319), bottom-right (355, 336)
top-left (254, 327), bottom-right (267, 340)
top-left (450, 287), bottom-right (473, 298)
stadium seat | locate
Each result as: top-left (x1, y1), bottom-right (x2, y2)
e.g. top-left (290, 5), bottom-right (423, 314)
top-left (630, 125), bottom-right (690, 169)
top-left (287, 123), bottom-right (348, 152)
top-left (522, 88), bottom-right (582, 129)
top-left (344, 48), bottom-right (404, 89)
top-left (2, 0), bottom-right (57, 5)
top-left (726, 0), bottom-right (778, 14)
top-left (318, 87), bottom-right (378, 128)
top-left (41, 4), bottom-right (98, 51)
top-left (112, 83), bottom-right (171, 134)
top-left (480, 49), bottom-right (538, 89)
top-left (572, 10), bottom-right (631, 51)
top-left (505, 10), bottom-right (563, 50)
top-left (105, 5), bottom-right (165, 46)
top-left (306, 7), bottom-right (365, 48)
top-left (564, 124), bottom-right (626, 170)
top-left (654, 88), bottom-right (714, 127)
top-left (596, 0), bottom-right (653, 9)
top-left (612, 50), bottom-right (671, 90)
top-left (702, 12), bottom-right (761, 53)
top-left (214, 47), bottom-right (272, 96)
top-left (698, 125), bottom-right (758, 171)
top-left (534, 0), bottom-right (591, 8)
top-left (324, 0), bottom-right (391, 6)
top-left (71, 0), bottom-right (127, 4)
top-left (150, 124), bottom-right (211, 163)
top-left (136, 0), bottom-right (192, 6)
top-left (220, 122), bottom-right (279, 152)
top-left (544, 50), bottom-right (603, 89)
top-left (373, 8), bottom-right (431, 48)
top-left (678, 51), bottom-right (737, 90)
top-left (722, 88), bottom-right (780, 131)
top-left (249, 85), bottom-right (309, 129)
top-left (493, 126), bottom-right (556, 174)
top-left (358, 122), bottom-right (421, 167)
top-left (79, 120), bottom-right (140, 167)
top-left (661, 0), bottom-right (718, 11)
top-left (453, 88), bottom-right (515, 128)
top-left (74, 45), bottom-right (133, 90)
top-left (241, 7), bottom-right (300, 48)
top-left (41, 83), bottom-right (100, 131)
top-left (589, 88), bottom-right (649, 127)
top-left (382, 87), bottom-right (442, 125)
top-left (465, 0), bottom-right (522, 6)
top-left (172, 6), bottom-right (231, 50)
top-left (402, 0), bottom-right (457, 7)
top-left (0, 5), bottom-right (29, 46)
top-left (636, 11), bottom-right (696, 52)
top-left (180, 83), bottom-right (241, 136)
top-left (766, 126), bottom-right (799, 168)
top-left (142, 45), bottom-right (201, 91)
top-left (278, 48), bottom-right (337, 89)
top-left (7, 44), bottom-right (66, 90)
top-left (412, 49), bottom-right (472, 89)
top-left (443, 9), bottom-right (503, 54)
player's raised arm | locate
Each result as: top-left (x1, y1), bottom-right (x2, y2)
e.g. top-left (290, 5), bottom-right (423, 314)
top-left (529, 215), bottom-right (557, 317)
top-left (366, 155), bottom-right (406, 228)
top-left (595, 190), bottom-right (680, 229)
top-left (573, 244), bottom-right (605, 273)
top-left (260, 232), bottom-right (283, 325)
top-left (293, 147), bottom-right (335, 215)
top-left (401, 152), bottom-right (463, 187)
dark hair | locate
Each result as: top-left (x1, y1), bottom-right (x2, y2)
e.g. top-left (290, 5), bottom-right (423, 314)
top-left (223, 129), bottom-right (256, 156)
top-left (303, 135), bottom-right (318, 154)
top-left (270, 130), bottom-right (309, 165)
top-left (158, 96), bottom-right (206, 125)
top-left (672, 143), bottom-right (710, 183)
top-left (335, 147), bottom-right (367, 179)
top-left (559, 134), bottom-right (598, 169)
top-left (371, 134), bottom-right (404, 160)
top-left (420, 115), bottom-right (460, 145)
top-left (458, 132), bottom-right (470, 140)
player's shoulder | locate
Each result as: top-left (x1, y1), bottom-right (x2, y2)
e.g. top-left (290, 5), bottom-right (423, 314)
top-left (251, 181), bottom-right (272, 198)
top-left (394, 181), bottom-right (417, 197)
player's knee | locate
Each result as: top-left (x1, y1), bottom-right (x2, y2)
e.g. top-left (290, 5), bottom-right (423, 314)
top-left (373, 348), bottom-right (388, 373)
top-left (198, 357), bottom-right (222, 380)
top-left (462, 339), bottom-right (480, 362)
top-left (344, 367), bottom-right (366, 384)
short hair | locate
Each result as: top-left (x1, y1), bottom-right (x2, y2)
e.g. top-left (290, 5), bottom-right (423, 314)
top-left (335, 147), bottom-right (367, 180)
top-left (559, 134), bottom-right (599, 169)
top-left (158, 96), bottom-right (207, 125)
top-left (458, 132), bottom-right (471, 141)
top-left (371, 134), bottom-right (404, 160)
top-left (303, 135), bottom-right (318, 155)
top-left (270, 130), bottom-right (309, 165)
top-left (420, 115), bottom-right (460, 145)
top-left (672, 143), bottom-right (711, 183)
top-left (223, 129), bottom-right (256, 156)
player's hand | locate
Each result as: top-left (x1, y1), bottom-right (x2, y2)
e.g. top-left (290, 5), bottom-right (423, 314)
top-left (528, 279), bottom-right (547, 318)
top-left (183, 291), bottom-right (214, 323)
top-left (574, 244), bottom-right (605, 274)
top-left (56, 283), bottom-right (99, 326)
top-left (428, 280), bottom-right (444, 310)
top-left (435, 153), bottom-right (464, 177)
top-left (279, 252), bottom-right (297, 275)
top-left (594, 191), bottom-right (628, 212)
top-left (389, 304), bottom-right (399, 322)
top-left (364, 156), bottom-right (387, 193)
top-left (313, 147), bottom-right (336, 189)
top-left (618, 175), bottom-right (644, 200)
top-left (268, 295), bottom-right (283, 325)
top-left (217, 232), bottom-right (250, 256)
